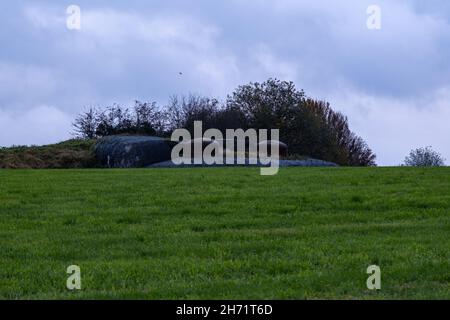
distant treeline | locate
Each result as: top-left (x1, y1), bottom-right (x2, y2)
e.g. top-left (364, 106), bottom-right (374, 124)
top-left (73, 79), bottom-right (376, 166)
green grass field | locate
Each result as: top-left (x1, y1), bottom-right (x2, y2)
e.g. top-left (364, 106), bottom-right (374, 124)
top-left (0, 167), bottom-right (449, 299)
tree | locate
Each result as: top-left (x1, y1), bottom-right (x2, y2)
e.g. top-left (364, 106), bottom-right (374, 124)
top-left (71, 78), bottom-right (377, 166)
top-left (72, 108), bottom-right (97, 139)
top-left (73, 102), bottom-right (165, 138)
top-left (166, 94), bottom-right (221, 133)
top-left (403, 147), bottom-right (445, 167)
top-left (133, 101), bottom-right (162, 136)
top-left (226, 78), bottom-right (304, 131)
top-left (226, 79), bottom-right (376, 166)
top-left (302, 99), bottom-right (376, 166)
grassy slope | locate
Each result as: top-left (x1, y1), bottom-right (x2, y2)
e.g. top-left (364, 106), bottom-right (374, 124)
top-left (0, 140), bottom-right (96, 169)
top-left (0, 167), bottom-right (449, 299)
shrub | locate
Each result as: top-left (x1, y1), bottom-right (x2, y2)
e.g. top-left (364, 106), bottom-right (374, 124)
top-left (226, 79), bottom-right (376, 166)
top-left (403, 147), bottom-right (446, 167)
top-left (72, 78), bottom-right (377, 166)
top-left (72, 101), bottom-right (166, 139)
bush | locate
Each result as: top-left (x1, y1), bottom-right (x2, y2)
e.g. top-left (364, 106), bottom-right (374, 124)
top-left (166, 94), bottom-right (220, 133)
top-left (72, 78), bottom-right (377, 166)
top-left (403, 147), bottom-right (446, 167)
top-left (72, 101), bottom-right (167, 139)
top-left (226, 79), bottom-right (376, 166)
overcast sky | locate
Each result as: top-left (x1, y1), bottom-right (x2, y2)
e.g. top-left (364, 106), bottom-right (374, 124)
top-left (1, 0), bottom-right (449, 165)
